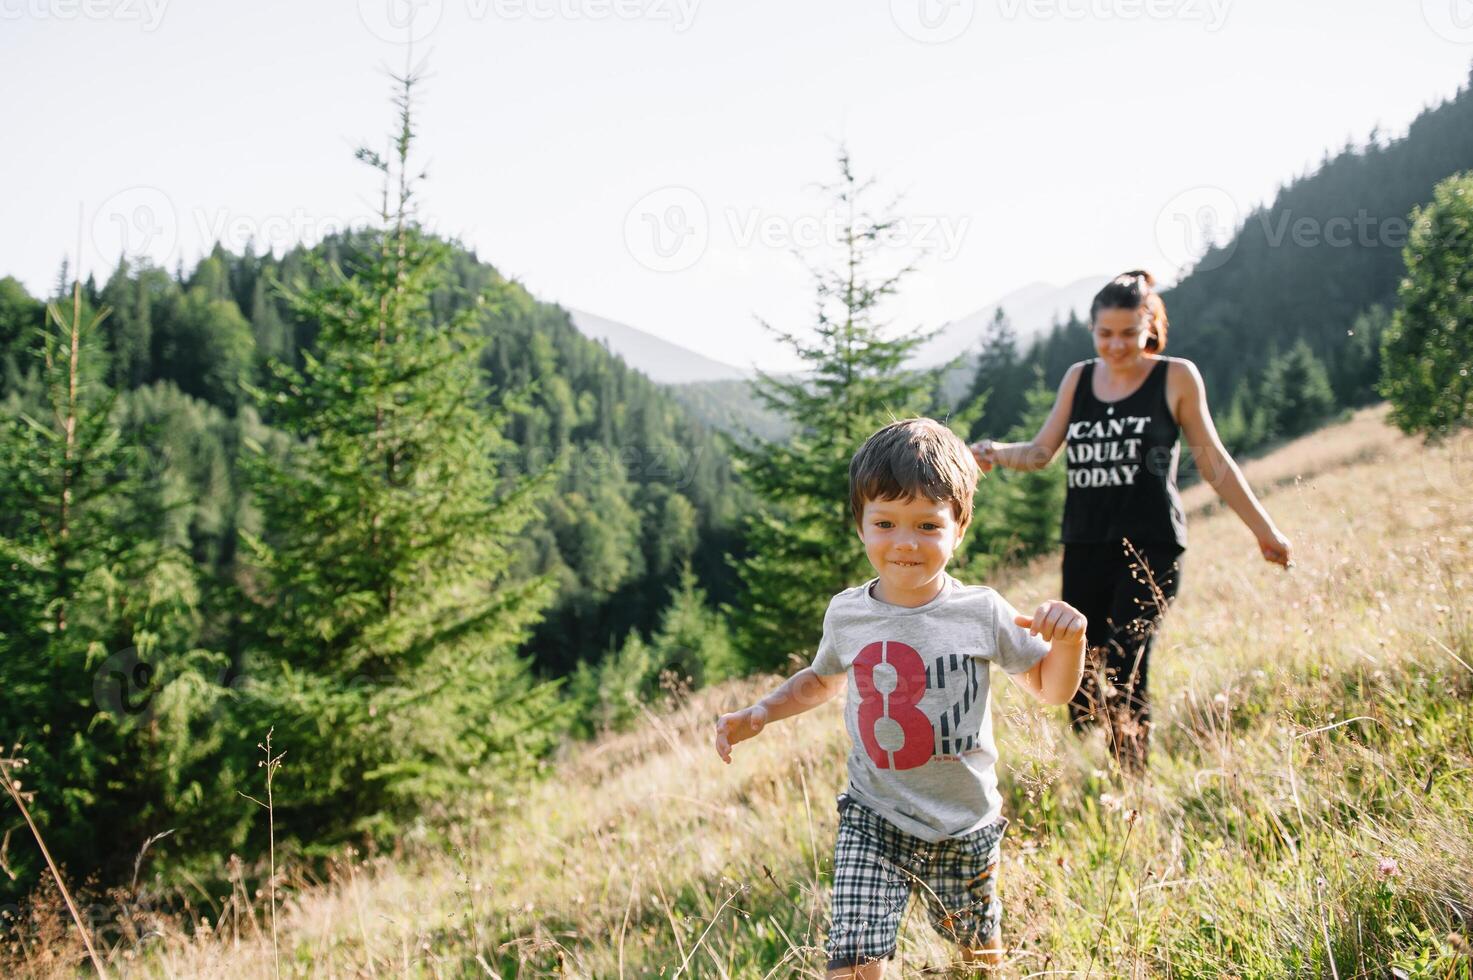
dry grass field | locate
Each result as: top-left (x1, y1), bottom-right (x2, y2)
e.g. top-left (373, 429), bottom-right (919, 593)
top-left (8, 404), bottom-right (1473, 978)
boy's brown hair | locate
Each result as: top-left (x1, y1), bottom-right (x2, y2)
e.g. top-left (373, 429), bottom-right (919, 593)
top-left (849, 417), bottom-right (977, 532)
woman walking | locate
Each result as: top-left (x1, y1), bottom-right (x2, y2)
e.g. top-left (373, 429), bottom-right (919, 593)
top-left (971, 271), bottom-right (1292, 772)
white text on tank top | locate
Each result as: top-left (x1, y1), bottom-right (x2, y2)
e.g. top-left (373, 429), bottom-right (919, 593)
top-left (1066, 414), bottom-right (1151, 488)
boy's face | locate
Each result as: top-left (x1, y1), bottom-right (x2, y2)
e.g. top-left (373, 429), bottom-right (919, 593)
top-left (856, 495), bottom-right (967, 600)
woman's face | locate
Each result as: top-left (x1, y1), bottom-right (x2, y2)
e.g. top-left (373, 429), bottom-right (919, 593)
top-left (1091, 307), bottom-right (1151, 366)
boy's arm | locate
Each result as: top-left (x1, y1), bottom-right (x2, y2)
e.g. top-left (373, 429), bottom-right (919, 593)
top-left (715, 667), bottom-right (845, 764)
top-left (758, 666), bottom-right (846, 724)
top-left (1009, 601), bottom-right (1087, 706)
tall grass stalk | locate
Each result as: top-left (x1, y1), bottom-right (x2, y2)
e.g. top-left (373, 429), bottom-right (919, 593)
top-left (0, 751), bottom-right (108, 977)
top-left (239, 729), bottom-right (285, 980)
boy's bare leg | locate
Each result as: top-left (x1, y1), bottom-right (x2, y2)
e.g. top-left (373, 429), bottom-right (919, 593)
top-left (959, 934), bottom-right (1003, 973)
top-left (827, 962), bottom-right (885, 979)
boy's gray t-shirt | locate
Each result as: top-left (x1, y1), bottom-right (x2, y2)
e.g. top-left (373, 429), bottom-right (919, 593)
top-left (810, 573), bottom-right (1049, 842)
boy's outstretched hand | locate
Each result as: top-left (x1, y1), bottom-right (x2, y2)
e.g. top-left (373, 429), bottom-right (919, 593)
top-left (1015, 599), bottom-right (1087, 643)
top-left (714, 704), bottom-right (769, 764)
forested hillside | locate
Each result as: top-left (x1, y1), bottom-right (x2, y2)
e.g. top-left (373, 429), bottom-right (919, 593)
top-left (0, 237), bottom-right (750, 679)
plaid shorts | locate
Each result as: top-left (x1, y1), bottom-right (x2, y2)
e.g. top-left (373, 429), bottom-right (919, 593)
top-left (825, 793), bottom-right (1007, 970)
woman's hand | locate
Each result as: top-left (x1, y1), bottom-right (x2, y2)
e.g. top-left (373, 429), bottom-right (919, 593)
top-left (1257, 528), bottom-right (1293, 568)
top-left (970, 439), bottom-right (998, 473)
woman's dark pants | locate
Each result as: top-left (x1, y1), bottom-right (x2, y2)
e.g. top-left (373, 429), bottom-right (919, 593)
top-left (1060, 539), bottom-right (1184, 773)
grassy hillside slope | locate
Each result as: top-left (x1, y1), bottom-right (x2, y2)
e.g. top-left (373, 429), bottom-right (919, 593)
top-left (13, 405), bottom-right (1473, 978)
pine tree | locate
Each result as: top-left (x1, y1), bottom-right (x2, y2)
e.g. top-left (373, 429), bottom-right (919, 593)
top-left (649, 560), bottom-right (738, 689)
top-left (249, 272), bottom-right (290, 367)
top-left (1260, 339), bottom-right (1337, 440)
top-left (0, 280), bottom-right (226, 902)
top-left (1334, 304), bottom-right (1388, 407)
top-left (570, 560), bottom-right (737, 736)
top-left (238, 64), bottom-right (570, 838)
top-left (1214, 376), bottom-right (1259, 457)
top-left (963, 308), bottom-right (1027, 438)
top-left (0, 276), bottom-right (45, 398)
top-left (970, 369), bottom-right (1066, 565)
top-left (721, 149), bottom-right (951, 672)
top-left (99, 257), bottom-right (157, 391)
top-left (1380, 171), bottom-right (1473, 437)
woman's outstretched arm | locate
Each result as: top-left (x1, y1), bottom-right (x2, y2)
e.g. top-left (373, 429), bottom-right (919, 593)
top-left (972, 362), bottom-right (1083, 473)
top-left (1172, 360), bottom-right (1293, 566)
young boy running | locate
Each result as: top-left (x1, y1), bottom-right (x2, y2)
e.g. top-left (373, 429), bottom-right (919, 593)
top-left (714, 418), bottom-right (1086, 976)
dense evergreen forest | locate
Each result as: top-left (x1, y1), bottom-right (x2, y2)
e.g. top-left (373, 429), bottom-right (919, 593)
top-left (0, 238), bottom-right (751, 680)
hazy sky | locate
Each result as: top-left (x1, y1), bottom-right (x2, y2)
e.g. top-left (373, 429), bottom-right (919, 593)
top-left (3, 0), bottom-right (1470, 372)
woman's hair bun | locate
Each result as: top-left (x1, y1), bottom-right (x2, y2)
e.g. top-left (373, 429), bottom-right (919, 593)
top-left (1091, 270), bottom-right (1169, 352)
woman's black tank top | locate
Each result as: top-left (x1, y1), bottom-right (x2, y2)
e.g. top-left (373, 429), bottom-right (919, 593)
top-left (1060, 358), bottom-right (1187, 549)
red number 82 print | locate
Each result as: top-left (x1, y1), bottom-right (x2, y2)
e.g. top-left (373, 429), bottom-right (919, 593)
top-left (852, 640), bottom-right (932, 770)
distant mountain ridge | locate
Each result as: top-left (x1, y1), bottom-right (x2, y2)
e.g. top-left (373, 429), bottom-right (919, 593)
top-left (568, 277), bottom-right (1107, 387)
top-left (908, 275), bottom-right (1108, 370)
top-left (566, 308), bottom-right (751, 385)
top-left (566, 278), bottom-right (1110, 440)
